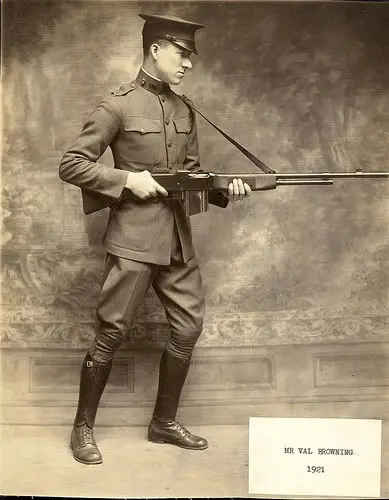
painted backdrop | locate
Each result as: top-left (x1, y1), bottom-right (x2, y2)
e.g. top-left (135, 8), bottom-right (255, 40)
top-left (2, 1), bottom-right (388, 352)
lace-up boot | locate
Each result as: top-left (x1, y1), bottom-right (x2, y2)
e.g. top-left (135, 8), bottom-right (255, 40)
top-left (70, 353), bottom-right (113, 464)
top-left (70, 423), bottom-right (102, 464)
top-left (148, 350), bottom-right (208, 450)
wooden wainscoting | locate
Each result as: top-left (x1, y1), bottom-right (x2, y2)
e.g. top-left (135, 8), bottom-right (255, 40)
top-left (1, 342), bottom-right (389, 426)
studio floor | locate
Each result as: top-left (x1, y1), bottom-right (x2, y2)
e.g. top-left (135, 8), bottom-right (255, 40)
top-left (1, 423), bottom-right (388, 499)
top-left (2, 424), bottom-right (249, 498)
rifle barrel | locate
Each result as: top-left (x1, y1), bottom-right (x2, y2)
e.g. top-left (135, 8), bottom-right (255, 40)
top-left (277, 179), bottom-right (334, 185)
top-left (276, 171), bottom-right (389, 179)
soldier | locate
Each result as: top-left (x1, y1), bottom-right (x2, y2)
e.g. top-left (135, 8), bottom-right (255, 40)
top-left (59, 13), bottom-right (251, 465)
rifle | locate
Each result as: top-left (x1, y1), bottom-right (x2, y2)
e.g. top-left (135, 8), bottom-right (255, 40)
top-left (82, 94), bottom-right (389, 216)
top-left (82, 169), bottom-right (389, 216)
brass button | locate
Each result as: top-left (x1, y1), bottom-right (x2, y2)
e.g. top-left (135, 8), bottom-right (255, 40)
top-left (165, 119), bottom-right (170, 125)
top-left (160, 96), bottom-right (165, 102)
top-left (141, 79), bottom-right (146, 86)
top-left (167, 141), bottom-right (172, 147)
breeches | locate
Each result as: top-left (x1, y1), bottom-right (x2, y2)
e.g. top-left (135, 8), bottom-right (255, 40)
top-left (89, 226), bottom-right (204, 363)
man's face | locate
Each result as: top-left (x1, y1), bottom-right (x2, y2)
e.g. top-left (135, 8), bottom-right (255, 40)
top-left (153, 42), bottom-right (193, 85)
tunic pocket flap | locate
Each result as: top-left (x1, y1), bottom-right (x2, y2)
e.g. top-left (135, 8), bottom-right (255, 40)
top-left (173, 116), bottom-right (191, 134)
top-left (124, 117), bottom-right (162, 134)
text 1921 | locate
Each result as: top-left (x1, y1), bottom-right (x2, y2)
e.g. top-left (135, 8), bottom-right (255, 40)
top-left (307, 466), bottom-right (325, 473)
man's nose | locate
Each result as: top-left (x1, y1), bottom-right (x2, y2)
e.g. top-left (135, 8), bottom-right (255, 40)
top-left (182, 58), bottom-right (192, 69)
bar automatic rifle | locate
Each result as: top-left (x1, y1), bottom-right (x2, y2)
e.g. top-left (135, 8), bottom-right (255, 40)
top-left (82, 97), bottom-right (389, 216)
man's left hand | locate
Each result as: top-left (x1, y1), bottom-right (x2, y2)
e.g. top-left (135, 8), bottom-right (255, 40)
top-left (227, 178), bottom-right (252, 201)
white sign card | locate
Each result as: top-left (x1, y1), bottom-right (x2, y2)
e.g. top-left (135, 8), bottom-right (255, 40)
top-left (249, 417), bottom-right (382, 498)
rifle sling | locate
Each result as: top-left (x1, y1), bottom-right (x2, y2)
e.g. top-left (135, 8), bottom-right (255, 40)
top-left (179, 95), bottom-right (276, 175)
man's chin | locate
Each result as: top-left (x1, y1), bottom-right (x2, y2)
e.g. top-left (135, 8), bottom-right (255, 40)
top-left (167, 73), bottom-right (185, 85)
top-left (168, 76), bottom-right (183, 86)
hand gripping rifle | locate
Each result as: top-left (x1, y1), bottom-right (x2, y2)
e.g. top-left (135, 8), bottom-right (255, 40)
top-left (82, 96), bottom-right (389, 215)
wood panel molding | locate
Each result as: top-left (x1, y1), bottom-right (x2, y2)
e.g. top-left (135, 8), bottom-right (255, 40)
top-left (1, 342), bottom-right (388, 425)
top-left (314, 353), bottom-right (389, 388)
top-left (29, 356), bottom-right (135, 393)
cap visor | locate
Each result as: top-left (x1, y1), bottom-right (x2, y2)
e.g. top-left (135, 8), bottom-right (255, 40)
top-left (172, 40), bottom-right (198, 55)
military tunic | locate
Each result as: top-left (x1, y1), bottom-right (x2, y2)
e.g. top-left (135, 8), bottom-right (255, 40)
top-left (60, 67), bottom-right (204, 265)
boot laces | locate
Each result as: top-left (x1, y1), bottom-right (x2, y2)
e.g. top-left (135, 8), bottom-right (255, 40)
top-left (80, 424), bottom-right (95, 446)
top-left (173, 421), bottom-right (190, 437)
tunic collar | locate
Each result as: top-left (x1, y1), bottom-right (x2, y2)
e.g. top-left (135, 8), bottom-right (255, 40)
top-left (136, 67), bottom-right (169, 96)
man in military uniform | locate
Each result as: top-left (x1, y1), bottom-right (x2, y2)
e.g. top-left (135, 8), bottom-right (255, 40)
top-left (59, 13), bottom-right (251, 465)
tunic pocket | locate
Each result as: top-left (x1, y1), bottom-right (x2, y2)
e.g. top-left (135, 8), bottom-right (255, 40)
top-left (173, 116), bottom-right (191, 163)
top-left (122, 116), bottom-right (164, 165)
top-left (173, 116), bottom-right (191, 134)
top-left (124, 117), bottom-right (162, 134)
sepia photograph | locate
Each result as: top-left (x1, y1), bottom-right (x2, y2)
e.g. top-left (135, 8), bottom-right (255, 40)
top-left (1, 0), bottom-right (388, 498)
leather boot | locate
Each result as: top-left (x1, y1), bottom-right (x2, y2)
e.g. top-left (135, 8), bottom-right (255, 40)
top-left (70, 352), bottom-right (112, 465)
top-left (148, 350), bottom-right (208, 450)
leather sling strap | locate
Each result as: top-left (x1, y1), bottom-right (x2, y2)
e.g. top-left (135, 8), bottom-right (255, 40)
top-left (179, 94), bottom-right (276, 174)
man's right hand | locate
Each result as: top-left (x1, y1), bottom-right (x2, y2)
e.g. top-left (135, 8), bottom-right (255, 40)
top-left (125, 171), bottom-right (168, 200)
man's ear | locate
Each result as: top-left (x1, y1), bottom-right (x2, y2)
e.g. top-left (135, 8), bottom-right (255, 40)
top-left (150, 43), bottom-right (160, 61)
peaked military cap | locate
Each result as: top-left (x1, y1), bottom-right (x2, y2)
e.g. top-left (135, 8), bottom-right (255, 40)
top-left (139, 13), bottom-right (204, 55)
